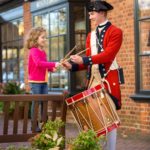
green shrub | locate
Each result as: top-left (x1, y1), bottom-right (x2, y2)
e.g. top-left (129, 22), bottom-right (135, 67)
top-left (30, 120), bottom-right (65, 150)
top-left (71, 130), bottom-right (105, 150)
top-left (0, 81), bottom-right (26, 115)
top-left (2, 82), bottom-right (26, 94)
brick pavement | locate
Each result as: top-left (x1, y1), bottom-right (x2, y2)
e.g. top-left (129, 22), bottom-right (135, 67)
top-left (116, 129), bottom-right (150, 150)
top-left (0, 123), bottom-right (150, 150)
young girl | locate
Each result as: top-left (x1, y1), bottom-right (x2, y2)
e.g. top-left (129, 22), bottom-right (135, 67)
top-left (25, 27), bottom-right (59, 132)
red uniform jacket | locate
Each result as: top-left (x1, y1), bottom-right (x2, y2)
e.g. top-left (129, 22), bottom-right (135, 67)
top-left (77, 24), bottom-right (123, 109)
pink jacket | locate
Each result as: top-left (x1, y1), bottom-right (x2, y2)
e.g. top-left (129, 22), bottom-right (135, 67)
top-left (28, 47), bottom-right (56, 82)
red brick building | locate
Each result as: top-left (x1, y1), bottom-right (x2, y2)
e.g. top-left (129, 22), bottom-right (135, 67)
top-left (0, 0), bottom-right (150, 134)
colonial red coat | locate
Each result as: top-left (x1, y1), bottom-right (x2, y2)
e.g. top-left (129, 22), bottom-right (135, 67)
top-left (78, 24), bottom-right (123, 109)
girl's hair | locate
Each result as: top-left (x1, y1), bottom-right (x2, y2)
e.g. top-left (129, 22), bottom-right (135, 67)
top-left (25, 26), bottom-right (46, 49)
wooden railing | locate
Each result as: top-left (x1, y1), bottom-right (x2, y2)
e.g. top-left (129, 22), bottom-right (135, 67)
top-left (0, 92), bottom-right (67, 143)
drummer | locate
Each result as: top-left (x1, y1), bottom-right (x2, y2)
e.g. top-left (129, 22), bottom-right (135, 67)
top-left (62, 0), bottom-right (123, 150)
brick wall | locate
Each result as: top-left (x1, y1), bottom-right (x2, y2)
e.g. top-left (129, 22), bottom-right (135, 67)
top-left (107, 0), bottom-right (150, 133)
top-left (23, 1), bottom-right (32, 92)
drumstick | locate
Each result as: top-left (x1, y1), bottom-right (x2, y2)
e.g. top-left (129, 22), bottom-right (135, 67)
top-left (61, 45), bottom-right (77, 63)
top-left (60, 48), bottom-right (89, 63)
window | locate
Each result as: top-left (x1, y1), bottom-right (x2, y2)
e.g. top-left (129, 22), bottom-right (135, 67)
top-left (73, 5), bottom-right (87, 91)
top-left (33, 7), bottom-right (68, 91)
top-left (1, 19), bottom-right (24, 83)
top-left (134, 0), bottom-right (150, 97)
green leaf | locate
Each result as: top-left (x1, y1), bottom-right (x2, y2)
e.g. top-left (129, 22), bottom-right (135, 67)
top-left (56, 137), bottom-right (63, 146)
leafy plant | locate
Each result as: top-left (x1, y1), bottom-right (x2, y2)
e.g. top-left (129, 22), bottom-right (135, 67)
top-left (2, 82), bottom-right (26, 94)
top-left (0, 81), bottom-right (27, 116)
top-left (71, 130), bottom-right (105, 150)
top-left (30, 119), bottom-right (65, 150)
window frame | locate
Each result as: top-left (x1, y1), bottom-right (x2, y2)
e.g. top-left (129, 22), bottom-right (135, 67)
top-left (0, 18), bottom-right (24, 83)
top-left (131, 0), bottom-right (150, 100)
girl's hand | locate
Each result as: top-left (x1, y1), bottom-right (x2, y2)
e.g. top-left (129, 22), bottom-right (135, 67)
top-left (52, 67), bottom-right (57, 72)
top-left (55, 62), bottom-right (60, 68)
top-left (52, 62), bottom-right (60, 72)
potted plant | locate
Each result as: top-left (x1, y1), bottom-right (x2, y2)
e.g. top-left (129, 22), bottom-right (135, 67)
top-left (67, 130), bottom-right (105, 150)
top-left (30, 119), bottom-right (65, 150)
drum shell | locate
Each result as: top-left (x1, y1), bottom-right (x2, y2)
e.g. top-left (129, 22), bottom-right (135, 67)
top-left (66, 85), bottom-right (120, 136)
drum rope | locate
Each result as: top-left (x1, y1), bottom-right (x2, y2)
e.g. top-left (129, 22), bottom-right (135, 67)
top-left (84, 98), bottom-right (94, 130)
top-left (83, 95), bottom-right (107, 130)
top-left (82, 89), bottom-right (107, 129)
top-left (74, 103), bottom-right (93, 130)
top-left (105, 94), bottom-right (121, 124)
top-left (95, 91), bottom-right (109, 134)
top-left (101, 78), bottom-right (111, 93)
top-left (97, 92), bottom-right (116, 128)
top-left (70, 104), bottom-right (82, 131)
top-left (96, 92), bottom-right (108, 132)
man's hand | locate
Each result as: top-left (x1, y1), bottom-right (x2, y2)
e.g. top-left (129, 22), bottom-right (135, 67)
top-left (61, 61), bottom-right (72, 70)
top-left (70, 55), bottom-right (83, 64)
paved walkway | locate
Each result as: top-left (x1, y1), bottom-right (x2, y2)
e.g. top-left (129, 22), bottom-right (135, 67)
top-left (0, 123), bottom-right (150, 150)
top-left (116, 129), bottom-right (150, 150)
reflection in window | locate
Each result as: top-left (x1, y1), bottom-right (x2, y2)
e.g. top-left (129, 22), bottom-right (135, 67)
top-left (7, 23), bottom-right (13, 42)
top-left (1, 24), bottom-right (7, 43)
top-left (42, 14), bottom-right (49, 33)
top-left (2, 62), bottom-right (6, 81)
top-left (139, 20), bottom-right (150, 91)
top-left (18, 21), bottom-right (24, 37)
top-left (1, 19), bottom-right (24, 82)
top-left (50, 68), bottom-right (68, 90)
top-left (12, 21), bottom-right (19, 40)
top-left (34, 16), bottom-right (42, 27)
top-left (139, 20), bottom-right (150, 53)
top-left (74, 6), bottom-right (86, 49)
top-left (138, 0), bottom-right (150, 18)
top-left (140, 57), bottom-right (150, 90)
top-left (7, 48), bottom-right (13, 59)
top-left (138, 0), bottom-right (150, 10)
top-left (135, 0), bottom-right (150, 92)
top-left (58, 8), bottom-right (67, 34)
top-left (73, 5), bottom-right (87, 91)
top-left (50, 37), bottom-right (59, 60)
top-left (50, 11), bottom-right (58, 36)
top-left (59, 35), bottom-right (66, 59)
top-left (2, 49), bottom-right (7, 60)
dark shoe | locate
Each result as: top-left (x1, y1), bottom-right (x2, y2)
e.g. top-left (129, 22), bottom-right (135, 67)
top-left (31, 126), bottom-right (41, 132)
top-left (31, 121), bottom-right (42, 132)
top-left (36, 126), bottom-right (41, 132)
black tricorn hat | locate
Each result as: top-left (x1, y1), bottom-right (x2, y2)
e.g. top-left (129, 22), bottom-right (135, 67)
top-left (87, 0), bottom-right (113, 12)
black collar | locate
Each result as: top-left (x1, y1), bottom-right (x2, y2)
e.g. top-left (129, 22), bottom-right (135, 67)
top-left (98, 24), bottom-right (107, 28)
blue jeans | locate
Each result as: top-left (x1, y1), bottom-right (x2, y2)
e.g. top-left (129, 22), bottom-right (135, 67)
top-left (30, 83), bottom-right (48, 122)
